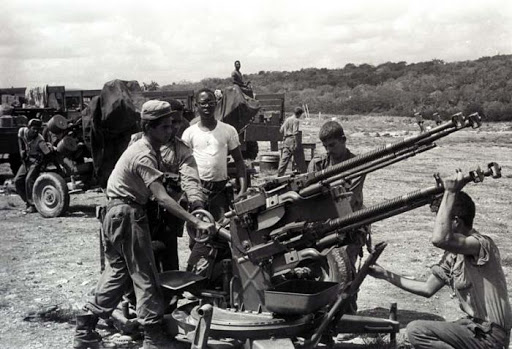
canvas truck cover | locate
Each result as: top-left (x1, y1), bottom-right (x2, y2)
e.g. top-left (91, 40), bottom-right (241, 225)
top-left (215, 85), bottom-right (260, 133)
top-left (85, 79), bottom-right (145, 188)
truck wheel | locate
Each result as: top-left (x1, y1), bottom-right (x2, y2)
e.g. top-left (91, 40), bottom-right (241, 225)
top-left (32, 172), bottom-right (70, 218)
top-left (9, 154), bottom-right (22, 175)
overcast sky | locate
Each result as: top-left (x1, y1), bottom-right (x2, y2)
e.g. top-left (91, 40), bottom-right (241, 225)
top-left (1, 0), bottom-right (511, 89)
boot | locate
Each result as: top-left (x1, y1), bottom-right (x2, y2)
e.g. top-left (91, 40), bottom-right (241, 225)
top-left (143, 323), bottom-right (175, 349)
top-left (73, 313), bottom-right (102, 349)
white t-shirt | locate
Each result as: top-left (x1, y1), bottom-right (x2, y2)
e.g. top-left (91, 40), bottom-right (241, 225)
top-left (181, 121), bottom-right (240, 181)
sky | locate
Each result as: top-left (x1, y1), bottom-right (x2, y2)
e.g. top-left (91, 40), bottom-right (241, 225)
top-left (1, 0), bottom-right (511, 89)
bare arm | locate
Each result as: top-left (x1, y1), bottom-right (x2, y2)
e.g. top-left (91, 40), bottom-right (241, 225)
top-left (149, 181), bottom-right (215, 234)
top-left (230, 146), bottom-right (247, 195)
top-left (369, 264), bottom-right (445, 298)
top-left (431, 170), bottom-right (480, 255)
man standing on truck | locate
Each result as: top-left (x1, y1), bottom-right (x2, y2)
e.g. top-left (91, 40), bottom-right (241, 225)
top-left (14, 118), bottom-right (52, 213)
top-left (181, 88), bottom-right (247, 273)
top-left (308, 120), bottom-right (368, 320)
top-left (73, 100), bottom-right (216, 349)
top-left (277, 107), bottom-right (307, 176)
top-left (369, 170), bottom-right (512, 349)
top-left (231, 60), bottom-right (254, 98)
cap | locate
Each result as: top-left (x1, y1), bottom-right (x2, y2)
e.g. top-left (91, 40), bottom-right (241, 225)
top-left (28, 118), bottom-right (43, 129)
top-left (294, 107), bottom-right (304, 115)
top-left (141, 100), bottom-right (175, 121)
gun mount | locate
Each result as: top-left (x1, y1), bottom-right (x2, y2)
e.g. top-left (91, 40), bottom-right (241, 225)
top-left (169, 113), bottom-right (501, 348)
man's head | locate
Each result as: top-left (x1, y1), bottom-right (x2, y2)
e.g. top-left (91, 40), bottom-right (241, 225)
top-left (141, 100), bottom-right (183, 145)
top-left (319, 121), bottom-right (347, 160)
top-left (234, 60), bottom-right (241, 70)
top-left (195, 88), bottom-right (217, 120)
top-left (294, 107), bottom-right (304, 118)
top-left (27, 118), bottom-right (43, 139)
top-left (450, 191), bottom-right (476, 230)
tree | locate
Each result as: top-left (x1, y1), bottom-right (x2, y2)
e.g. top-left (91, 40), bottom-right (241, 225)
top-left (142, 81), bottom-right (160, 91)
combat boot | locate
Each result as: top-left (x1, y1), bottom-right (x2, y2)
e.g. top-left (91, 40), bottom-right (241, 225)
top-left (73, 313), bottom-right (105, 349)
top-left (143, 323), bottom-right (175, 349)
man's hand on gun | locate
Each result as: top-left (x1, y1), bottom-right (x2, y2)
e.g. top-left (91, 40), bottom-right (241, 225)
top-left (194, 220), bottom-right (216, 238)
top-left (442, 169), bottom-right (467, 193)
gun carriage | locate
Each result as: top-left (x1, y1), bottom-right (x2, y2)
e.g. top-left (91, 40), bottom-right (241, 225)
top-left (154, 112), bottom-right (503, 348)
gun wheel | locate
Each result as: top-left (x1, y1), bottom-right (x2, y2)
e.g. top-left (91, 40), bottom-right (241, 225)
top-left (32, 172), bottom-right (70, 218)
top-left (325, 248), bottom-right (351, 285)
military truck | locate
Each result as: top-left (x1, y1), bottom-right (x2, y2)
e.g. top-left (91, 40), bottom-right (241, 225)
top-left (0, 86), bottom-right (67, 174)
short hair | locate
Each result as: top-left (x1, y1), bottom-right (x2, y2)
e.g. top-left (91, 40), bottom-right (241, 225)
top-left (319, 121), bottom-right (346, 143)
top-left (141, 115), bottom-right (170, 134)
top-left (167, 98), bottom-right (184, 111)
top-left (451, 191), bottom-right (476, 228)
top-left (195, 88), bottom-right (215, 101)
top-left (234, 60), bottom-right (240, 65)
top-left (294, 107), bottom-right (304, 115)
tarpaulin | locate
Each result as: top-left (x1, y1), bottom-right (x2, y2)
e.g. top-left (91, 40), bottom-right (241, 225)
top-left (215, 85), bottom-right (260, 133)
top-left (87, 79), bottom-right (143, 187)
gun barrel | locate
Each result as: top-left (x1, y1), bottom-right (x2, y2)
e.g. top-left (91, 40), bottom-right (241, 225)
top-left (315, 162), bottom-right (500, 249)
top-left (307, 114), bottom-right (479, 187)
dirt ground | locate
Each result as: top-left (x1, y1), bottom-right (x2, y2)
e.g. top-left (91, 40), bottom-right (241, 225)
top-left (0, 115), bottom-right (511, 349)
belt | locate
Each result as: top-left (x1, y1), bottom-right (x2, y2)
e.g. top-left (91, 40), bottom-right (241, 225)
top-left (107, 197), bottom-right (143, 210)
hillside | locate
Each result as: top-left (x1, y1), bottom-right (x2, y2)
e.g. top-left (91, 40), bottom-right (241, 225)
top-left (161, 54), bottom-right (512, 121)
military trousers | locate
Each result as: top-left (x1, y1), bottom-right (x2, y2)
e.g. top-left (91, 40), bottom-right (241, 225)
top-left (407, 318), bottom-right (510, 349)
top-left (85, 200), bottom-right (164, 326)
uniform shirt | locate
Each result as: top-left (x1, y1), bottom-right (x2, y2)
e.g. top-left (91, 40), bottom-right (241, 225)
top-left (431, 230), bottom-right (512, 330)
top-left (129, 132), bottom-right (205, 204)
top-left (18, 127), bottom-right (51, 160)
top-left (307, 150), bottom-right (365, 212)
top-left (280, 116), bottom-right (300, 139)
top-left (160, 138), bottom-right (205, 203)
top-left (181, 121), bottom-right (240, 182)
top-left (106, 136), bottom-right (163, 205)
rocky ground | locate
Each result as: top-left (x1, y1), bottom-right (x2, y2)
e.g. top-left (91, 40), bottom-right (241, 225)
top-left (1, 115), bottom-right (511, 349)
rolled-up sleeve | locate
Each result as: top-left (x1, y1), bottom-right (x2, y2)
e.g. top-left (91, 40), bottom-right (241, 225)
top-left (136, 155), bottom-right (163, 188)
top-left (177, 143), bottom-right (206, 203)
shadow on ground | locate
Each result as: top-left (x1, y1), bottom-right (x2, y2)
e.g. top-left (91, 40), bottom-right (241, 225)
top-left (66, 204), bottom-right (98, 218)
top-left (358, 306), bottom-right (445, 328)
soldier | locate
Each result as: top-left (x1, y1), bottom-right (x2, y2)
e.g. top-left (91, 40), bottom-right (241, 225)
top-left (277, 107), bottom-right (307, 176)
top-left (181, 88), bottom-right (247, 273)
top-left (308, 120), bottom-right (367, 317)
top-left (130, 99), bottom-right (206, 271)
top-left (415, 111), bottom-right (426, 133)
top-left (370, 170), bottom-right (512, 349)
top-left (14, 118), bottom-right (52, 213)
top-left (231, 60), bottom-right (254, 97)
top-left (73, 100), bottom-right (216, 349)
top-left (434, 112), bottom-right (442, 126)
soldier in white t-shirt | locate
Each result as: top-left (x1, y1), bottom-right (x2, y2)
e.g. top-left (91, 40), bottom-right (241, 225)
top-left (181, 88), bottom-right (247, 272)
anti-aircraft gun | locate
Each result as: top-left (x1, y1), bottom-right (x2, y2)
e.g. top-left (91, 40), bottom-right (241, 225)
top-left (165, 112), bottom-right (502, 348)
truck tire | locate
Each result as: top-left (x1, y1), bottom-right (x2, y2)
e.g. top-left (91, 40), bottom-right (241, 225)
top-left (9, 154), bottom-right (22, 175)
top-left (32, 172), bottom-right (70, 218)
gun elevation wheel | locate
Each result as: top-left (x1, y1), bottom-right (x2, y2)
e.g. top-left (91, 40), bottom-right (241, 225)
top-left (32, 172), bottom-right (70, 218)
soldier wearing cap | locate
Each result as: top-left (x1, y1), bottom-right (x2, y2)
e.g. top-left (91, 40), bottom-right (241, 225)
top-left (73, 100), bottom-right (216, 349)
top-left (14, 118), bottom-right (52, 213)
top-left (129, 99), bottom-right (206, 271)
top-left (277, 106), bottom-right (307, 176)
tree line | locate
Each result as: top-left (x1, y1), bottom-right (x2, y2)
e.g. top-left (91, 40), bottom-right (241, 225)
top-left (161, 54), bottom-right (512, 121)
